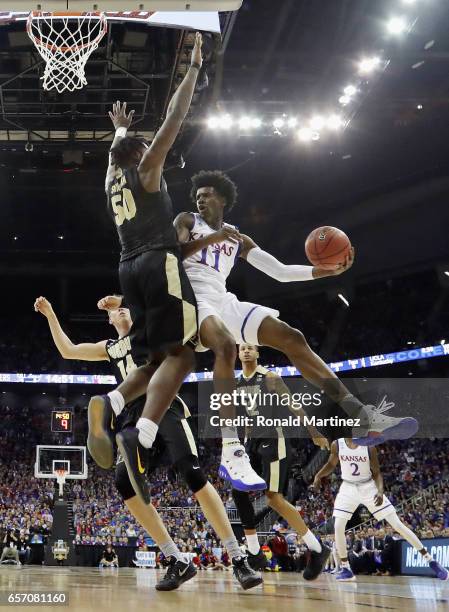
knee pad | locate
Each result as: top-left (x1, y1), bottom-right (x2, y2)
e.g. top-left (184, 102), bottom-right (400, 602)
top-left (232, 489), bottom-right (256, 530)
top-left (115, 461), bottom-right (136, 501)
top-left (175, 454), bottom-right (207, 493)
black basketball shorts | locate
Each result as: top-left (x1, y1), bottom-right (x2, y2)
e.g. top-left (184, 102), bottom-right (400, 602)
top-left (246, 436), bottom-right (293, 495)
top-left (117, 396), bottom-right (198, 467)
top-left (119, 248), bottom-right (198, 363)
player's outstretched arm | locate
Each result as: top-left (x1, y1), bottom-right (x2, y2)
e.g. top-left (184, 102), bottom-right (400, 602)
top-left (106, 101), bottom-right (135, 190)
top-left (138, 33), bottom-right (203, 192)
top-left (240, 235), bottom-right (354, 281)
top-left (174, 212), bottom-right (242, 259)
top-left (312, 440), bottom-right (339, 488)
top-left (34, 296), bottom-right (108, 362)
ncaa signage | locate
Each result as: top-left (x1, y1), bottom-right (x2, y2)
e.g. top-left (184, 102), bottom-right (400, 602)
top-left (135, 551), bottom-right (156, 568)
top-left (400, 538), bottom-right (449, 576)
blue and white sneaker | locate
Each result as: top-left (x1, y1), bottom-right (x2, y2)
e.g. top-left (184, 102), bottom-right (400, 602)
top-left (429, 560), bottom-right (449, 580)
top-left (353, 396), bottom-right (418, 447)
top-left (219, 443), bottom-right (266, 492)
top-left (335, 566), bottom-right (356, 582)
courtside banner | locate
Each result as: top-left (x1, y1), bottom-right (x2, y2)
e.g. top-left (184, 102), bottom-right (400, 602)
top-left (401, 538), bottom-right (449, 576)
top-left (0, 11), bottom-right (221, 33)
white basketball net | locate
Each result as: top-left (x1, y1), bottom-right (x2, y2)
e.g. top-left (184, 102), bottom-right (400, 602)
top-left (26, 12), bottom-right (107, 93)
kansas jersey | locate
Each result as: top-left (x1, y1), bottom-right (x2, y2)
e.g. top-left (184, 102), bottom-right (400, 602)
top-left (337, 438), bottom-right (372, 483)
top-left (237, 365), bottom-right (292, 439)
top-left (106, 166), bottom-right (178, 261)
top-left (184, 213), bottom-right (241, 294)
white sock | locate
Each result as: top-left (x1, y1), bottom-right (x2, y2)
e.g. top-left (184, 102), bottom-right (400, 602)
top-left (246, 533), bottom-right (260, 555)
top-left (160, 540), bottom-right (183, 562)
top-left (136, 418), bottom-right (158, 449)
top-left (341, 560), bottom-right (350, 568)
top-left (108, 390), bottom-right (125, 417)
top-left (302, 529), bottom-right (322, 553)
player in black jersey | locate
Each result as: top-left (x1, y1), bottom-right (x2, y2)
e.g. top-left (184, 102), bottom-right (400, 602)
top-left (231, 343), bottom-right (331, 580)
top-left (34, 296), bottom-right (263, 591)
top-left (91, 34), bottom-right (204, 504)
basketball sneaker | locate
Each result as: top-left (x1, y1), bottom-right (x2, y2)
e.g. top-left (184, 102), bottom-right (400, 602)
top-left (219, 443), bottom-right (266, 491)
top-left (303, 544), bottom-right (331, 581)
top-left (429, 560), bottom-right (449, 580)
top-left (335, 566), bottom-right (356, 582)
top-left (247, 549), bottom-right (268, 571)
top-left (115, 427), bottom-right (151, 505)
top-left (155, 558), bottom-right (197, 591)
top-left (87, 395), bottom-right (116, 469)
top-left (352, 395), bottom-right (418, 447)
top-left (232, 556), bottom-right (263, 590)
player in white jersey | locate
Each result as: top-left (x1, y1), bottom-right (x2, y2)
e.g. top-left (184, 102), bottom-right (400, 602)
top-left (312, 438), bottom-right (448, 582)
top-left (174, 170), bottom-right (418, 450)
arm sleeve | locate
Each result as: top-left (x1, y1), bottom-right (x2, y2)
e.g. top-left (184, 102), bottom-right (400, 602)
top-left (246, 246), bottom-right (314, 282)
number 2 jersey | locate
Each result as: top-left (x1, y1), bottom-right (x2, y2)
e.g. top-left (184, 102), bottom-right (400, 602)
top-left (337, 438), bottom-right (372, 483)
top-left (106, 166), bottom-right (178, 262)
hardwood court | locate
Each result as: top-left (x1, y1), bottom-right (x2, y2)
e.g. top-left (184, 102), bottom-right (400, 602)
top-left (0, 567), bottom-right (448, 612)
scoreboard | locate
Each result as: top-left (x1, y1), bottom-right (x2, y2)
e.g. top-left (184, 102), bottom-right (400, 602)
top-left (51, 410), bottom-right (73, 433)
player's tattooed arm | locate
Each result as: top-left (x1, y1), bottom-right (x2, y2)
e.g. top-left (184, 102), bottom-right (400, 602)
top-left (369, 446), bottom-right (385, 506)
top-left (34, 296), bottom-right (109, 362)
top-left (174, 212), bottom-right (242, 259)
top-left (265, 372), bottom-right (329, 449)
top-left (312, 441), bottom-right (338, 488)
top-left (138, 33), bottom-right (203, 192)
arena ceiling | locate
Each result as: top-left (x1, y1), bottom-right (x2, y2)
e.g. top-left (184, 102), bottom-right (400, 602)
top-left (1, 0), bottom-right (448, 282)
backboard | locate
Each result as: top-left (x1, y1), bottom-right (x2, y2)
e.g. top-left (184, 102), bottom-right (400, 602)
top-left (35, 445), bottom-right (88, 480)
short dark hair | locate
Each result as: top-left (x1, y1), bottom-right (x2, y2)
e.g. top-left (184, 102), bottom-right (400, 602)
top-left (110, 136), bottom-right (149, 169)
top-left (190, 170), bottom-right (238, 213)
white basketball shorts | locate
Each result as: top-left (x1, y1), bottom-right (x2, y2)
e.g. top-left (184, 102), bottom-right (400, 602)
top-left (332, 479), bottom-right (395, 521)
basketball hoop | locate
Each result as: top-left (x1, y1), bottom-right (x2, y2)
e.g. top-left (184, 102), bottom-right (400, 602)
top-left (26, 11), bottom-right (107, 93)
top-left (54, 468), bottom-right (68, 498)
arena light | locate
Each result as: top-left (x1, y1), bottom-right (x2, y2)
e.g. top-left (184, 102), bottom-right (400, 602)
top-left (287, 117), bottom-right (298, 128)
top-left (338, 293), bottom-right (350, 307)
top-left (221, 114), bottom-right (233, 129)
top-left (310, 116), bottom-right (325, 130)
top-left (444, 271), bottom-right (449, 277)
top-left (207, 116), bottom-right (220, 129)
top-left (273, 118), bottom-right (285, 129)
top-left (339, 95), bottom-right (351, 106)
top-left (327, 114), bottom-right (344, 130)
top-left (344, 85), bottom-right (357, 96)
top-left (358, 56), bottom-right (381, 74)
top-left (251, 117), bottom-right (262, 128)
top-left (401, 0), bottom-right (416, 4)
top-left (387, 17), bottom-right (408, 35)
top-left (298, 127), bottom-right (314, 142)
top-left (238, 116), bottom-right (253, 130)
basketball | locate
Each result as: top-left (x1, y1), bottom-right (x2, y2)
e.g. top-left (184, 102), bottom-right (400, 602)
top-left (305, 226), bottom-right (352, 269)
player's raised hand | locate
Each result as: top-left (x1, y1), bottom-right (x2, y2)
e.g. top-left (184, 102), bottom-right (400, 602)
top-left (109, 101), bottom-right (135, 130)
top-left (191, 32), bottom-right (203, 68)
top-left (213, 225), bottom-right (243, 244)
top-left (34, 296), bottom-right (53, 317)
top-left (97, 295), bottom-right (123, 311)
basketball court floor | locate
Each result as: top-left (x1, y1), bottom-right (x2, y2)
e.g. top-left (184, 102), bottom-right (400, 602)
top-left (1, 567), bottom-right (448, 611)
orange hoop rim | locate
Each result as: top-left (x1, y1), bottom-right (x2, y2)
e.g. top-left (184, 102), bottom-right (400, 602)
top-left (55, 468), bottom-right (68, 478)
top-left (26, 11), bottom-right (107, 54)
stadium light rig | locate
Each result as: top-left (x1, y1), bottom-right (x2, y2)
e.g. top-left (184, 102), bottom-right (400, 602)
top-left (338, 293), bottom-right (350, 307)
top-left (387, 16), bottom-right (409, 35)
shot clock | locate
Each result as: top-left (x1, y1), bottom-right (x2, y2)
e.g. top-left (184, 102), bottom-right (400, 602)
top-left (51, 410), bottom-right (73, 433)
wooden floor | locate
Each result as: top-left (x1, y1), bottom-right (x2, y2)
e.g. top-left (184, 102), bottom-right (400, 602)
top-left (0, 566), bottom-right (448, 612)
